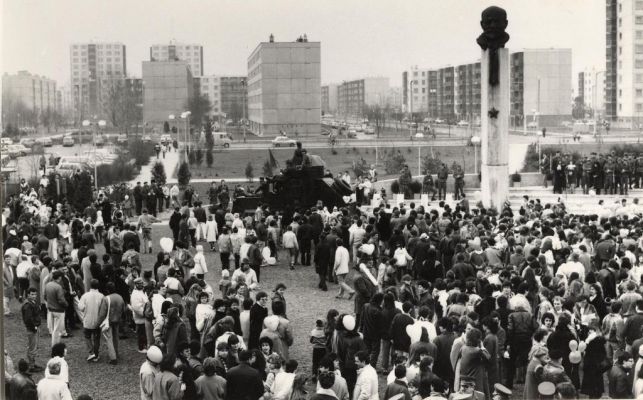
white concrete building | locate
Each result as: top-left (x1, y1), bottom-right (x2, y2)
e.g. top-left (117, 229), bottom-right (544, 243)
top-left (247, 39), bottom-right (321, 136)
top-left (150, 42), bottom-right (204, 77)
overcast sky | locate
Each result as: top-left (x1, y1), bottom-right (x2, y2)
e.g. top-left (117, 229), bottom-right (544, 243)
top-left (2, 0), bottom-right (604, 89)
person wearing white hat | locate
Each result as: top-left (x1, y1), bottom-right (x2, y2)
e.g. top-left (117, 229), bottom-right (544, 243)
top-left (140, 345), bottom-right (163, 400)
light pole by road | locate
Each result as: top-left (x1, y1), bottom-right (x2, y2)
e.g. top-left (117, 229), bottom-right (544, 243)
top-left (241, 79), bottom-right (247, 143)
top-left (82, 118), bottom-right (106, 189)
top-left (471, 136), bottom-right (481, 175)
top-left (180, 111), bottom-right (191, 158)
top-left (409, 80), bottom-right (416, 140)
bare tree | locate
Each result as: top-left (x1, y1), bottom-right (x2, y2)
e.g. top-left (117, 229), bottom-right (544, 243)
top-left (103, 79), bottom-right (142, 134)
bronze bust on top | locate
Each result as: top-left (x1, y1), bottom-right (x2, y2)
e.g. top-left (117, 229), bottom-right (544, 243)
top-left (476, 6), bottom-right (510, 87)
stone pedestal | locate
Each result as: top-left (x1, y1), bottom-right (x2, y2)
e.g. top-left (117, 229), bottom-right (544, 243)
top-left (480, 48), bottom-right (509, 210)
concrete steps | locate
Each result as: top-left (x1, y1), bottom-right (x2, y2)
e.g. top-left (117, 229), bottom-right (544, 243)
top-left (373, 186), bottom-right (643, 215)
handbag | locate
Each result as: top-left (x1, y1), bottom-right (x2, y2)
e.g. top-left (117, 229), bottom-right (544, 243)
top-left (100, 297), bottom-right (111, 332)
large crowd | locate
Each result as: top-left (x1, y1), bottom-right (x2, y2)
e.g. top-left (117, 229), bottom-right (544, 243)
top-left (5, 158), bottom-right (643, 400)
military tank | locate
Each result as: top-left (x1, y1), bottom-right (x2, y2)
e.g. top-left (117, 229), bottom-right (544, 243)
top-left (232, 153), bottom-right (353, 214)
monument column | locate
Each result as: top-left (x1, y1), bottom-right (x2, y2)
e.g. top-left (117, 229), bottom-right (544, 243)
top-left (480, 48), bottom-right (509, 209)
top-left (477, 6), bottom-right (510, 210)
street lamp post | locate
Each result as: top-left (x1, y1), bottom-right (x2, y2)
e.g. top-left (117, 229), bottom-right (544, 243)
top-left (471, 136), bottom-right (481, 175)
top-left (241, 79), bottom-right (247, 143)
top-left (82, 118), bottom-right (106, 189)
top-left (409, 80), bottom-right (414, 140)
top-left (181, 111), bottom-right (191, 158)
top-left (169, 114), bottom-right (176, 152)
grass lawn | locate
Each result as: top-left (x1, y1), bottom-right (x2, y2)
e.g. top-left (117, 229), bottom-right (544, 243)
top-left (180, 145), bottom-right (477, 181)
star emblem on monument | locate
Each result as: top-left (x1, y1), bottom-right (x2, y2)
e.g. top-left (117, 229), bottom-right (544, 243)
top-left (488, 107), bottom-right (499, 119)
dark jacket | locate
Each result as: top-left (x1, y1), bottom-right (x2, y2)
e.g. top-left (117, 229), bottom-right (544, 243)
top-left (21, 300), bottom-right (41, 332)
top-left (169, 211), bottom-right (182, 233)
top-left (360, 303), bottom-right (385, 341)
top-left (248, 303), bottom-right (268, 350)
top-left (390, 313), bottom-right (414, 352)
top-left (623, 312), bottom-right (643, 345)
top-left (337, 331), bottom-right (366, 371)
top-left (381, 306), bottom-right (400, 341)
top-left (225, 362), bottom-right (264, 400)
top-left (44, 281), bottom-right (68, 312)
top-left (9, 372), bottom-right (36, 400)
top-left (353, 274), bottom-right (375, 316)
top-left (608, 364), bottom-right (632, 399)
top-left (314, 241), bottom-right (331, 275)
top-left (383, 379), bottom-right (412, 400)
top-left (507, 309), bottom-right (536, 344)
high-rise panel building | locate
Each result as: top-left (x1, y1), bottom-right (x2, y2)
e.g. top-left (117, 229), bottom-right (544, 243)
top-left (579, 67), bottom-right (606, 117)
top-left (247, 39), bottom-right (321, 136)
top-left (194, 75), bottom-right (222, 116)
top-left (220, 76), bottom-right (248, 121)
top-left (70, 42), bottom-right (127, 121)
top-left (455, 62), bottom-right (482, 124)
top-left (510, 49), bottom-right (572, 127)
top-left (150, 42), bottom-right (204, 77)
top-left (337, 77), bottom-right (390, 117)
top-left (403, 48), bottom-right (571, 125)
top-left (321, 83), bottom-right (339, 115)
top-left (142, 61), bottom-right (194, 128)
top-left (2, 71), bottom-right (57, 114)
top-left (605, 0), bottom-right (643, 126)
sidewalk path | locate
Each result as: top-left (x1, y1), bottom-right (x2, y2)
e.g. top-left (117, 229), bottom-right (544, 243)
top-left (129, 148), bottom-right (180, 185)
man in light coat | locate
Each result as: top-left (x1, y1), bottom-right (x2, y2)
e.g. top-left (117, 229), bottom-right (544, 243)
top-left (333, 238), bottom-right (354, 299)
top-left (77, 279), bottom-right (108, 362)
top-left (353, 350), bottom-right (379, 400)
top-left (130, 278), bottom-right (150, 353)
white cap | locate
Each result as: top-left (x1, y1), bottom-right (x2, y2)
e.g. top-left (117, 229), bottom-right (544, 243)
top-left (343, 315), bottom-right (356, 331)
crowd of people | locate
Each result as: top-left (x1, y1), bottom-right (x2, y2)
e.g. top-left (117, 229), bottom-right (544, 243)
top-left (5, 155), bottom-right (643, 400)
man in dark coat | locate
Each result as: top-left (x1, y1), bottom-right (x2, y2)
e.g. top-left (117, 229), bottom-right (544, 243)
top-left (314, 234), bottom-right (331, 291)
top-left (133, 182), bottom-right (143, 215)
top-left (297, 217), bottom-right (314, 266)
top-left (169, 208), bottom-right (182, 244)
top-left (360, 292), bottom-right (385, 367)
top-left (248, 292), bottom-right (269, 351)
top-left (353, 264), bottom-right (376, 325)
top-left (225, 350), bottom-right (264, 400)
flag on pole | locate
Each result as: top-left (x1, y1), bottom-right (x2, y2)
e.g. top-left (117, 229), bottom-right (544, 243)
top-left (268, 149), bottom-right (280, 169)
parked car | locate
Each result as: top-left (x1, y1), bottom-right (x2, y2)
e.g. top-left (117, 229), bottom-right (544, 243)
top-left (116, 134), bottom-right (128, 144)
top-left (1, 138), bottom-right (13, 146)
top-left (364, 127), bottom-right (375, 135)
top-left (527, 121), bottom-right (538, 128)
top-left (5, 144), bottom-right (29, 158)
top-left (414, 133), bottom-right (425, 139)
top-left (271, 136), bottom-right (297, 147)
top-left (95, 135), bottom-right (105, 147)
top-left (62, 136), bottom-right (75, 147)
top-left (457, 120), bottom-right (469, 127)
top-left (142, 134), bottom-right (152, 143)
top-left (19, 138), bottom-right (35, 148)
top-left (34, 137), bottom-right (53, 147)
top-left (434, 118), bottom-right (445, 124)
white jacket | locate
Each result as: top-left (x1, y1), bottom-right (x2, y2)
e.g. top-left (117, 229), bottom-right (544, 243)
top-left (334, 246), bottom-right (350, 275)
top-left (354, 364), bottom-right (378, 400)
top-left (271, 371), bottom-right (296, 400)
top-left (205, 220), bottom-right (218, 242)
top-left (130, 289), bottom-right (148, 324)
top-left (193, 252), bottom-right (208, 275)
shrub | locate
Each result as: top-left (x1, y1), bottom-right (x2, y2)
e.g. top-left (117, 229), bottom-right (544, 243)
top-left (70, 171), bottom-right (93, 210)
top-left (206, 149), bottom-right (214, 168)
top-left (177, 161), bottom-right (191, 186)
top-left (128, 138), bottom-right (155, 167)
top-left (511, 171), bottom-right (522, 182)
top-left (163, 121), bottom-right (170, 133)
top-left (407, 147), bottom-right (413, 154)
top-left (331, 149), bottom-right (338, 155)
top-left (245, 162), bottom-right (254, 182)
top-left (188, 150), bottom-right (196, 165)
top-left (409, 180), bottom-right (422, 193)
top-left (151, 162), bottom-right (167, 185)
top-left (352, 147), bottom-right (358, 153)
top-left (422, 156), bottom-right (442, 175)
top-left (384, 150), bottom-right (406, 174)
top-left (390, 180), bottom-right (400, 194)
top-left (96, 160), bottom-right (138, 186)
top-left (195, 148), bottom-right (204, 166)
top-left (352, 157), bottom-right (369, 178)
top-left (263, 160), bottom-right (273, 177)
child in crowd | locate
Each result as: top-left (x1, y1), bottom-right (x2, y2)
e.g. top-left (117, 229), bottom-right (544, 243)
top-left (219, 269), bottom-right (230, 296)
top-left (310, 319), bottom-right (327, 380)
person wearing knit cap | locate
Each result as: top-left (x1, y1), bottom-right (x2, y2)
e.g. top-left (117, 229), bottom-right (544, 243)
top-left (140, 345), bottom-right (163, 400)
